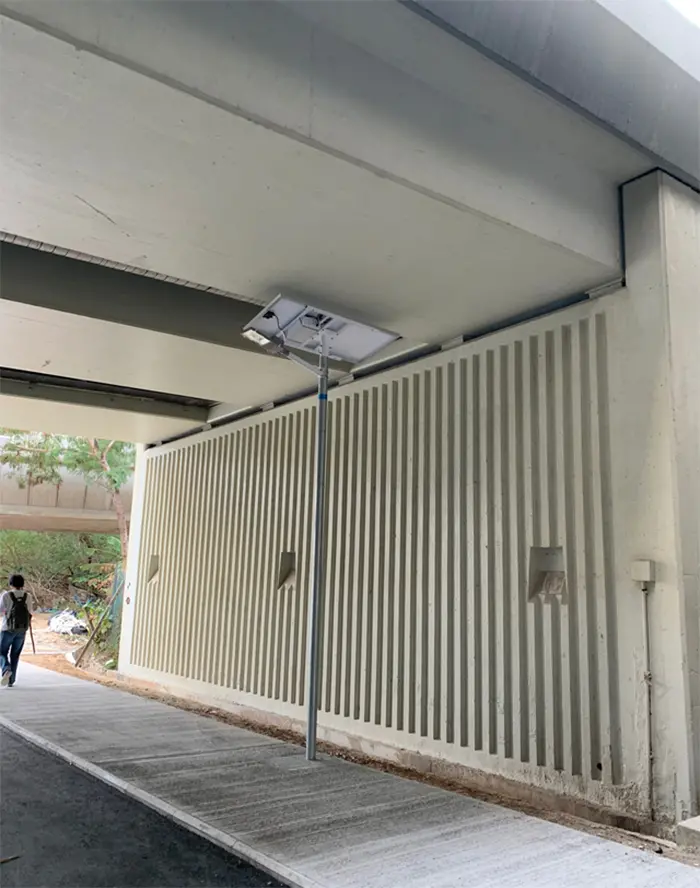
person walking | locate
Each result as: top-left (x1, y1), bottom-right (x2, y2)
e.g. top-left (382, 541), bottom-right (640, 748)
top-left (0, 574), bottom-right (33, 688)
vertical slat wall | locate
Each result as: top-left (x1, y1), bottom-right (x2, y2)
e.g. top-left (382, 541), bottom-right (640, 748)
top-left (131, 309), bottom-right (620, 786)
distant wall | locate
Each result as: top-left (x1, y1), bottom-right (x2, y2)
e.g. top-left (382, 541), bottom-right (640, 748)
top-left (0, 458), bottom-right (133, 533)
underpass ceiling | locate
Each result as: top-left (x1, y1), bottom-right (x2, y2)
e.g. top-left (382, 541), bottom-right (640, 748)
top-left (0, 16), bottom-right (619, 341)
top-left (0, 2), bottom-right (654, 442)
top-left (0, 392), bottom-right (201, 442)
top-left (0, 301), bottom-right (313, 406)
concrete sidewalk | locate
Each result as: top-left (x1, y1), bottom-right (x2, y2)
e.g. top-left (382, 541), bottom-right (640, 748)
top-left (1, 665), bottom-right (698, 888)
top-left (0, 728), bottom-right (283, 887)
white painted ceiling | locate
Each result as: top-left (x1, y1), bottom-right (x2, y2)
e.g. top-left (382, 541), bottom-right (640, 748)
top-left (0, 3), bottom-right (652, 442)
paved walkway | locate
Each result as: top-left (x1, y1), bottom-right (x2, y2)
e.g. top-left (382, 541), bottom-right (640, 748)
top-left (1, 665), bottom-right (698, 888)
top-left (0, 728), bottom-right (282, 887)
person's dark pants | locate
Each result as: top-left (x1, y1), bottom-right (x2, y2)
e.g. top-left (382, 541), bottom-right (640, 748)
top-left (0, 630), bottom-right (26, 686)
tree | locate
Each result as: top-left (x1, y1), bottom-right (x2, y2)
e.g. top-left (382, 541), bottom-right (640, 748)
top-left (0, 530), bottom-right (121, 608)
top-left (0, 431), bottom-right (135, 562)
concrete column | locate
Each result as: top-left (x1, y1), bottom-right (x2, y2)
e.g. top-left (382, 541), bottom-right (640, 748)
top-left (662, 175), bottom-right (700, 821)
top-left (118, 444), bottom-right (148, 673)
top-left (620, 171), bottom-right (700, 822)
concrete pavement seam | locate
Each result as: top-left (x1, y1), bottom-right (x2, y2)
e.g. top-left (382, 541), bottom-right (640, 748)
top-left (0, 715), bottom-right (322, 888)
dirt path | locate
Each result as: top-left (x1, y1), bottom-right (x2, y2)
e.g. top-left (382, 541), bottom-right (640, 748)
top-left (25, 613), bottom-right (85, 655)
top-left (23, 612), bottom-right (115, 676)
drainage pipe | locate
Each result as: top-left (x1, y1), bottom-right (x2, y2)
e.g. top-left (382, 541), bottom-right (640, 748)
top-left (641, 580), bottom-right (654, 820)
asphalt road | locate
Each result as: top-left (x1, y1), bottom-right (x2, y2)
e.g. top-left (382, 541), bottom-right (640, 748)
top-left (0, 728), bottom-right (286, 888)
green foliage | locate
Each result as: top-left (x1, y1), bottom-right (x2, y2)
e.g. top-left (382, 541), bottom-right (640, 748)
top-left (0, 430), bottom-right (134, 562)
top-left (0, 530), bottom-right (121, 608)
top-left (80, 599), bottom-right (113, 647)
top-left (72, 536), bottom-right (122, 596)
top-left (0, 430), bottom-right (135, 493)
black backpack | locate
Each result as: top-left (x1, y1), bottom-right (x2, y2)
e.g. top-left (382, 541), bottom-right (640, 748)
top-left (7, 592), bottom-right (30, 631)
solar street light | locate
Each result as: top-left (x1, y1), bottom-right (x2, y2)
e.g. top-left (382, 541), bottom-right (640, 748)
top-left (244, 295), bottom-right (400, 759)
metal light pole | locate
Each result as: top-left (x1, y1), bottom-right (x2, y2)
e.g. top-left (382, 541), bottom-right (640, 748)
top-left (242, 296), bottom-right (399, 764)
top-left (305, 344), bottom-right (328, 761)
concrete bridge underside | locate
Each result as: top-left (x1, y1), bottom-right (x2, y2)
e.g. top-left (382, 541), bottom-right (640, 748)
top-left (3, 0), bottom-right (698, 444)
top-left (1, 0), bottom-right (698, 840)
top-left (0, 465), bottom-right (133, 533)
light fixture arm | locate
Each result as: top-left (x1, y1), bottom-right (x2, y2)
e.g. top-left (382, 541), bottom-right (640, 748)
top-left (280, 346), bottom-right (325, 378)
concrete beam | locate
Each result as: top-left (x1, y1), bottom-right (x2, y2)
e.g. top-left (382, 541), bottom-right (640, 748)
top-left (0, 241), bottom-right (263, 353)
top-left (0, 368), bottom-right (210, 423)
top-left (1, 243), bottom-right (353, 376)
top-left (0, 505), bottom-right (121, 533)
top-left (412, 0), bottom-right (700, 189)
top-left (0, 1), bottom-right (643, 271)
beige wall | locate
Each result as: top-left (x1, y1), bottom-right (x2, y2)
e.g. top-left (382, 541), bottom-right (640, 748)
top-left (121, 172), bottom-right (699, 826)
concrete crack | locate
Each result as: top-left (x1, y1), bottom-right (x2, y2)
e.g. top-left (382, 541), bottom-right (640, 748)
top-left (74, 194), bottom-right (117, 226)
